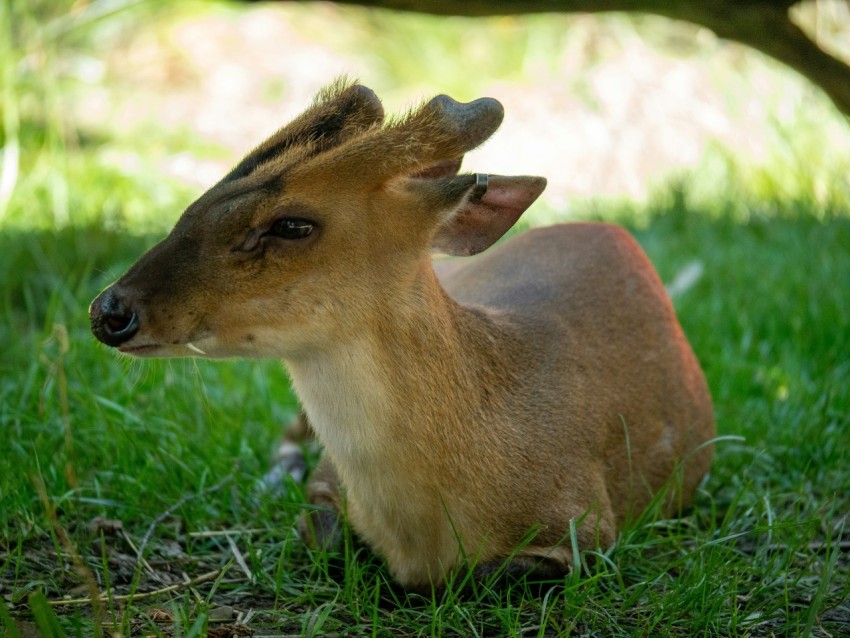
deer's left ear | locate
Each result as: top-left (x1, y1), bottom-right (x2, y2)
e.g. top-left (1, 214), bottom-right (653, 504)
top-left (432, 175), bottom-right (547, 256)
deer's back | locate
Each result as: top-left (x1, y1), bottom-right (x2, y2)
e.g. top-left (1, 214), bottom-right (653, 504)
top-left (439, 223), bottom-right (659, 320)
top-left (436, 222), bottom-right (714, 522)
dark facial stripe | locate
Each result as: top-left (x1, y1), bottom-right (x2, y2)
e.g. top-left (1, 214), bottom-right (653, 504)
top-left (184, 172), bottom-right (284, 223)
top-left (224, 140), bottom-right (295, 183)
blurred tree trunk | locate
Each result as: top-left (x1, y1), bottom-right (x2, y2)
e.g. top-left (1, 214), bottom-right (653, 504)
top-left (260, 0), bottom-right (850, 119)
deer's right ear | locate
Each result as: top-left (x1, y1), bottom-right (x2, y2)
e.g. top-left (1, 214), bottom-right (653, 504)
top-left (432, 175), bottom-right (547, 256)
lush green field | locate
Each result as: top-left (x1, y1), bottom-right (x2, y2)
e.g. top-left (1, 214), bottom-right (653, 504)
top-left (2, 182), bottom-right (849, 637)
top-left (2, 2), bottom-right (850, 637)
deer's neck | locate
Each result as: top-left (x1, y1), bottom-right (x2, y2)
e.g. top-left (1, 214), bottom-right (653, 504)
top-left (286, 265), bottom-right (500, 465)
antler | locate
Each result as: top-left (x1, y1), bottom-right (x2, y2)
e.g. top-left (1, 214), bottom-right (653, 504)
top-left (291, 94), bottom-right (505, 186)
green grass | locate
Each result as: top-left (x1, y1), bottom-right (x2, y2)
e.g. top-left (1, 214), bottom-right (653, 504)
top-left (2, 186), bottom-right (848, 637)
top-left (2, 1), bottom-right (850, 636)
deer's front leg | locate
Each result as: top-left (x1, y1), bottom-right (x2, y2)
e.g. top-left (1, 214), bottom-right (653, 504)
top-left (260, 410), bottom-right (314, 493)
top-left (298, 455), bottom-right (344, 552)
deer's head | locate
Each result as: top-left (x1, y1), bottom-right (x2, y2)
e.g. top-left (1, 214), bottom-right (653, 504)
top-left (90, 80), bottom-right (546, 359)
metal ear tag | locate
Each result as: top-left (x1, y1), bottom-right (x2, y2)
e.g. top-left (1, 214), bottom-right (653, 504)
top-left (471, 173), bottom-right (489, 202)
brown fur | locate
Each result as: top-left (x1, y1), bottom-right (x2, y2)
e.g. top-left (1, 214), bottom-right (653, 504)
top-left (90, 81), bottom-right (715, 590)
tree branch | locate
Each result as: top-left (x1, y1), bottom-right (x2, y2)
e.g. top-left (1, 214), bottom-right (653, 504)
top-left (259, 0), bottom-right (850, 119)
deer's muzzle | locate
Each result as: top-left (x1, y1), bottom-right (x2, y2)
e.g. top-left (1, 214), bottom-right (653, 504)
top-left (90, 287), bottom-right (140, 347)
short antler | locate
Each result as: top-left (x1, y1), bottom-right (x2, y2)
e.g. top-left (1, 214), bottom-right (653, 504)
top-left (291, 94), bottom-right (505, 186)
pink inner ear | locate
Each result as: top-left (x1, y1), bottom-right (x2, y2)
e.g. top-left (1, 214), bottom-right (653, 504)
top-left (411, 157), bottom-right (463, 179)
top-left (433, 175), bottom-right (547, 257)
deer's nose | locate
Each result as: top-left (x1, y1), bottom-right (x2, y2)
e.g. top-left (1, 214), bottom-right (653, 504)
top-left (90, 288), bottom-right (140, 347)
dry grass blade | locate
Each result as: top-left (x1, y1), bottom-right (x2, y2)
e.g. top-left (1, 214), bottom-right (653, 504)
top-left (227, 535), bottom-right (255, 584)
top-left (46, 568), bottom-right (223, 606)
top-left (189, 529), bottom-right (271, 538)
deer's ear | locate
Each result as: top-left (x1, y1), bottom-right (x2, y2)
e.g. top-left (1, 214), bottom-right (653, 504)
top-left (432, 175), bottom-right (547, 256)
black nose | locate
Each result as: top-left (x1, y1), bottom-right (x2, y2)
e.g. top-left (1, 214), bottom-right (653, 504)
top-left (90, 288), bottom-right (140, 347)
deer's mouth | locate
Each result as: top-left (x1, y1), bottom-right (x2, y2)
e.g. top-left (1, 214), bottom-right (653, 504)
top-left (117, 336), bottom-right (217, 358)
top-left (118, 343), bottom-right (162, 356)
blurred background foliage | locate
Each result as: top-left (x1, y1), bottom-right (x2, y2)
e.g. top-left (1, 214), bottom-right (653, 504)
top-left (2, 0), bottom-right (849, 235)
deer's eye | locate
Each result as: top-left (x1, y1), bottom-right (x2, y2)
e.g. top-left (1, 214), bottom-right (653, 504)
top-left (267, 218), bottom-right (314, 240)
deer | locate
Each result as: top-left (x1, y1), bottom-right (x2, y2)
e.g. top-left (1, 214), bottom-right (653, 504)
top-left (89, 80), bottom-right (715, 591)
